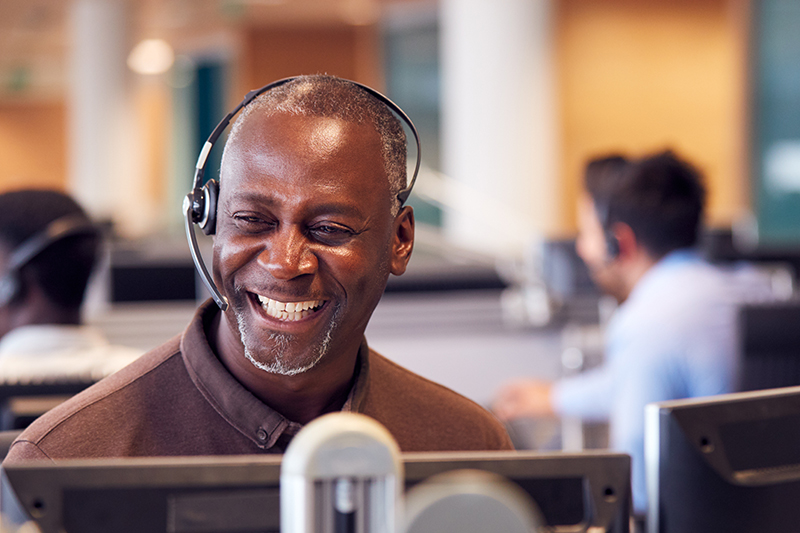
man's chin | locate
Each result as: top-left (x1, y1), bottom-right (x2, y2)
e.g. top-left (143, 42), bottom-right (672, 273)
top-left (244, 335), bottom-right (325, 376)
top-left (231, 292), bottom-right (340, 377)
top-left (244, 350), bottom-right (320, 376)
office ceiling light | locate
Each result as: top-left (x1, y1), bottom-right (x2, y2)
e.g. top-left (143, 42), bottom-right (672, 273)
top-left (128, 39), bottom-right (175, 75)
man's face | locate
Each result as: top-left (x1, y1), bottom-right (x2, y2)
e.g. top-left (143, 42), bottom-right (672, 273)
top-left (213, 111), bottom-right (411, 376)
top-left (575, 194), bottom-right (625, 301)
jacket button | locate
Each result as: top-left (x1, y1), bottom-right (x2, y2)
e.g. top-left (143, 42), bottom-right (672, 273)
top-left (256, 428), bottom-right (268, 443)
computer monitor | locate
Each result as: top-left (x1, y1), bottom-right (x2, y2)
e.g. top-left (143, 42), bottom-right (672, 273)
top-left (645, 385), bottom-right (800, 533)
top-left (736, 300), bottom-right (800, 391)
top-left (110, 264), bottom-right (198, 302)
top-left (3, 450), bottom-right (631, 533)
top-left (0, 381), bottom-right (97, 431)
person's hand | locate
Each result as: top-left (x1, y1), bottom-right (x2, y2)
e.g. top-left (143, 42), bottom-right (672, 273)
top-left (492, 379), bottom-right (555, 421)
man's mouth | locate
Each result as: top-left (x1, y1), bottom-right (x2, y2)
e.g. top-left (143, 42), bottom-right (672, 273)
top-left (255, 294), bottom-right (325, 321)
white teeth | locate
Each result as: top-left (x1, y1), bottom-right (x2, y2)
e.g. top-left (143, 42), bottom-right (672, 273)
top-left (255, 295), bottom-right (323, 321)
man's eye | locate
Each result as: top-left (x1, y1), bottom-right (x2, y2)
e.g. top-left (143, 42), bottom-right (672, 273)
top-left (315, 225), bottom-right (345, 234)
top-left (232, 214), bottom-right (273, 231)
top-left (310, 224), bottom-right (355, 242)
top-left (234, 215), bottom-right (261, 224)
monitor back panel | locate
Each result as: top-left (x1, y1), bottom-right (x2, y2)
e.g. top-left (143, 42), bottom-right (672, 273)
top-left (4, 451), bottom-right (631, 533)
top-left (737, 301), bottom-right (800, 391)
top-left (648, 386), bottom-right (800, 533)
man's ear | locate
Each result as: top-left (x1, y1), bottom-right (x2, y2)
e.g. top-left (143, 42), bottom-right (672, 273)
top-left (390, 206), bottom-right (414, 276)
top-left (610, 222), bottom-right (638, 260)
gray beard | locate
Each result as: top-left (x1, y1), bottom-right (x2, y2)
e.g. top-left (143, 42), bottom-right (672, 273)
top-left (234, 302), bottom-right (339, 376)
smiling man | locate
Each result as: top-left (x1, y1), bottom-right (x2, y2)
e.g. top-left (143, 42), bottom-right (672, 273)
top-left (4, 75), bottom-right (512, 463)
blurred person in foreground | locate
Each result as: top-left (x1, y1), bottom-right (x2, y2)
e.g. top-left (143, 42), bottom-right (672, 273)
top-left (0, 190), bottom-right (139, 383)
top-left (493, 151), bottom-right (772, 515)
top-left (4, 75), bottom-right (512, 466)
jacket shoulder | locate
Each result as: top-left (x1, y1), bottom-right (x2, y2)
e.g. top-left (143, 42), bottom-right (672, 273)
top-left (3, 335), bottom-right (183, 464)
top-left (363, 350), bottom-right (513, 452)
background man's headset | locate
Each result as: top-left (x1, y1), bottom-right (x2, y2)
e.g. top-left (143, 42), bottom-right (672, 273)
top-left (184, 76), bottom-right (422, 312)
top-left (594, 200), bottom-right (620, 261)
top-left (0, 215), bottom-right (98, 307)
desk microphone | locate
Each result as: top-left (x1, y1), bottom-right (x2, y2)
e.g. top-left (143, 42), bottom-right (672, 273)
top-left (281, 412), bottom-right (402, 533)
top-left (402, 469), bottom-right (544, 533)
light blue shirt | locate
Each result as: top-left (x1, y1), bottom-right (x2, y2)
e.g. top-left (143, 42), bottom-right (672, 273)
top-left (551, 250), bottom-right (773, 514)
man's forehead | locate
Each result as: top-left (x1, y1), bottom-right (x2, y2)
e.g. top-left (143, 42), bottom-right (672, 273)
top-left (230, 112), bottom-right (379, 155)
top-left (225, 187), bottom-right (367, 214)
top-left (219, 109), bottom-right (391, 209)
top-left (240, 108), bottom-right (373, 135)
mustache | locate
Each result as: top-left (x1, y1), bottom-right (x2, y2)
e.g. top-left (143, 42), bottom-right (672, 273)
top-left (233, 284), bottom-right (327, 301)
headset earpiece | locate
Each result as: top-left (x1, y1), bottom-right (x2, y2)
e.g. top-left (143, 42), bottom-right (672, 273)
top-left (594, 201), bottom-right (619, 262)
top-left (186, 179), bottom-right (219, 236)
top-left (199, 180), bottom-right (219, 236)
top-left (605, 230), bottom-right (620, 260)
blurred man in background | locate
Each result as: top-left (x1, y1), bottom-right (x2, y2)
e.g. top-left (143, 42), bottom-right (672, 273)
top-left (0, 189), bottom-right (139, 383)
top-left (493, 151), bottom-right (772, 516)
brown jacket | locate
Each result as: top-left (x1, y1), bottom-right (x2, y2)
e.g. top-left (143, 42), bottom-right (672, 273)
top-left (4, 302), bottom-right (512, 463)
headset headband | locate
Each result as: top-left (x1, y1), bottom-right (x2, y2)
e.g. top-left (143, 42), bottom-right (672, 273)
top-left (190, 76), bottom-right (421, 205)
top-left (0, 214), bottom-right (98, 308)
top-left (7, 214), bottom-right (97, 273)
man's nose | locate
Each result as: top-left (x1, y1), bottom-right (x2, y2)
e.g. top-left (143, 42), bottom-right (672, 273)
top-left (259, 227), bottom-right (318, 280)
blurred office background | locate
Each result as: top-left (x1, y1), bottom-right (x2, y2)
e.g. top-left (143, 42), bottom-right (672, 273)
top-left (1, 0), bottom-right (800, 446)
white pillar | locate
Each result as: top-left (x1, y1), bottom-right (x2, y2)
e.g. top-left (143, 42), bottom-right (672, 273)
top-left (440, 0), bottom-right (558, 259)
top-left (68, 0), bottom-right (145, 236)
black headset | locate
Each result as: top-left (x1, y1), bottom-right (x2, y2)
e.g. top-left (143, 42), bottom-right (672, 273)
top-left (595, 201), bottom-right (620, 260)
top-left (184, 76), bottom-right (422, 311)
top-left (605, 229), bottom-right (621, 260)
top-left (0, 214), bottom-right (98, 307)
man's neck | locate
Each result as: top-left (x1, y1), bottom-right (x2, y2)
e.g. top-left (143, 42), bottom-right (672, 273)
top-left (620, 251), bottom-right (659, 302)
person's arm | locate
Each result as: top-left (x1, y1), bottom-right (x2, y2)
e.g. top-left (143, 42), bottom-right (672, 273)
top-left (550, 365), bottom-right (616, 420)
top-left (492, 362), bottom-right (618, 422)
top-left (492, 379), bottom-right (555, 421)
